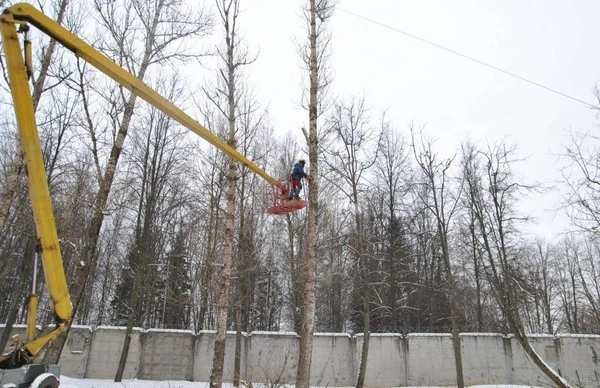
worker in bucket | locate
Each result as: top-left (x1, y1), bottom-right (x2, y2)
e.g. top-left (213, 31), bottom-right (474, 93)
top-left (288, 158), bottom-right (312, 200)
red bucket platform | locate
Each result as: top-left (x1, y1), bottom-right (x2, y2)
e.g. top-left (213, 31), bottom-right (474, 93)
top-left (267, 182), bottom-right (307, 215)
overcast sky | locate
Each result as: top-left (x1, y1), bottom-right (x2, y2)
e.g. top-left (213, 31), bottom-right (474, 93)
top-left (224, 0), bottom-right (600, 238)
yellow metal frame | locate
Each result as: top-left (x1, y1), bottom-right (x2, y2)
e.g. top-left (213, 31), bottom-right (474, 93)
top-left (0, 2), bottom-right (283, 364)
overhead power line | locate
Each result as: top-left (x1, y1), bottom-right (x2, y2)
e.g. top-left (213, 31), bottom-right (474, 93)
top-left (337, 7), bottom-right (598, 109)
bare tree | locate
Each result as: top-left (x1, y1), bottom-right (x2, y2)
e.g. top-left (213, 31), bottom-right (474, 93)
top-left (232, 91), bottom-right (270, 386)
top-left (562, 129), bottom-right (600, 234)
top-left (324, 95), bottom-right (380, 388)
top-left (36, 0), bottom-right (212, 368)
top-left (458, 142), bottom-right (487, 332)
top-left (572, 239), bottom-right (600, 329)
top-left (202, 1), bottom-right (257, 386)
top-left (113, 73), bottom-right (193, 380)
top-left (372, 121), bottom-right (413, 332)
top-left (463, 141), bottom-right (572, 388)
top-left (412, 127), bottom-right (464, 388)
top-left (295, 0), bottom-right (335, 386)
top-left (555, 237), bottom-right (581, 332)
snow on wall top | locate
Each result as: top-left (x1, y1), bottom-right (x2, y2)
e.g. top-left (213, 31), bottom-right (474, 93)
top-left (146, 328), bottom-right (194, 334)
top-left (96, 326), bottom-right (144, 332)
top-left (2, 324), bottom-right (598, 340)
top-left (70, 325), bottom-right (92, 331)
top-left (354, 333), bottom-right (403, 338)
top-left (249, 331), bottom-right (299, 337)
top-left (314, 332), bottom-right (352, 338)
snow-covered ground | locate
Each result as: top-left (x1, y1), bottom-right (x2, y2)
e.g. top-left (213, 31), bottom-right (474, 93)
top-left (60, 376), bottom-right (543, 388)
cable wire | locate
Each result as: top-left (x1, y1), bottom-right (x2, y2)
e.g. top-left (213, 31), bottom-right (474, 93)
top-left (337, 7), bottom-right (598, 109)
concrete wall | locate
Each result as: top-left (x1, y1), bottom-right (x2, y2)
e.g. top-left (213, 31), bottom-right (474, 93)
top-left (193, 331), bottom-right (243, 382)
top-left (356, 333), bottom-right (405, 387)
top-left (58, 326), bottom-right (92, 378)
top-left (84, 326), bottom-right (143, 379)
top-left (246, 331), bottom-right (298, 384)
top-left (140, 329), bottom-right (194, 381)
top-left (2, 325), bottom-right (600, 387)
top-left (311, 333), bottom-right (354, 387)
top-left (460, 333), bottom-right (510, 385)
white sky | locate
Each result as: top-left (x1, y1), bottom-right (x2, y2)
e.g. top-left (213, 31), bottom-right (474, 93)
top-left (228, 0), bottom-right (600, 239)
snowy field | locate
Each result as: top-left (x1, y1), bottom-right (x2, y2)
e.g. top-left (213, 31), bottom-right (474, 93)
top-left (60, 376), bottom-right (543, 388)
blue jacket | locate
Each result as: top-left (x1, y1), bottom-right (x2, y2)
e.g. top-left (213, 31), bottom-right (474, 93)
top-left (291, 162), bottom-right (307, 179)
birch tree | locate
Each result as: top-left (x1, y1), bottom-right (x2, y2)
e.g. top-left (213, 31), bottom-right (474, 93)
top-left (295, 0), bottom-right (335, 385)
top-left (202, 0), bottom-right (256, 385)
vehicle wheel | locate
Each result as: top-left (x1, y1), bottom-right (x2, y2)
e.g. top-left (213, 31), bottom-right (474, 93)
top-left (31, 373), bottom-right (60, 388)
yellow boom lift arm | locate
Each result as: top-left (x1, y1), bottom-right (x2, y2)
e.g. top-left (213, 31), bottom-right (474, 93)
top-left (0, 2), bottom-right (285, 367)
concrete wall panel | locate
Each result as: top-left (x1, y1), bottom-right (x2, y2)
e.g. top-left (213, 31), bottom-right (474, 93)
top-left (139, 329), bottom-right (194, 381)
top-left (193, 331), bottom-right (244, 383)
top-left (355, 334), bottom-right (405, 388)
top-left (460, 334), bottom-right (510, 385)
top-left (246, 332), bottom-right (298, 385)
top-left (310, 334), bottom-right (354, 387)
top-left (84, 327), bottom-right (141, 379)
top-left (508, 335), bottom-right (557, 387)
top-left (557, 335), bottom-right (600, 387)
top-left (406, 334), bottom-right (456, 386)
top-left (58, 326), bottom-right (92, 378)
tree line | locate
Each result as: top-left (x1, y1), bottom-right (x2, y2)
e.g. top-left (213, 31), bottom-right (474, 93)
top-left (1, 0), bottom-right (599, 387)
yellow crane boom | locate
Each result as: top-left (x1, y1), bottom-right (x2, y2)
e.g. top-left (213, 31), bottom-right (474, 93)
top-left (0, 2), bottom-right (284, 367)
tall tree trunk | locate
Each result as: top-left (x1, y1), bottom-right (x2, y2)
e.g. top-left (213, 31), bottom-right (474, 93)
top-left (296, 1), bottom-right (319, 386)
top-left (210, 134), bottom-right (236, 388)
top-left (210, 2), bottom-right (239, 385)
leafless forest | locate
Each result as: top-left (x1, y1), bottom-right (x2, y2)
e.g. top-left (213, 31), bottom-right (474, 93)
top-left (1, 0), bottom-right (600, 349)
